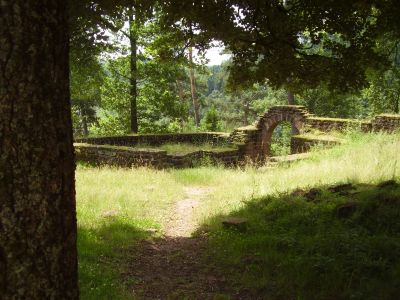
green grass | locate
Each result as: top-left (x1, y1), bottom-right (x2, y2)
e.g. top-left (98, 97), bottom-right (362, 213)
top-left (307, 116), bottom-right (363, 122)
top-left (131, 142), bottom-right (237, 155)
top-left (270, 122), bottom-right (292, 156)
top-left (203, 183), bottom-right (400, 300)
top-left (293, 133), bottom-right (342, 142)
top-left (76, 132), bottom-right (400, 299)
top-left (159, 142), bottom-right (237, 154)
top-left (76, 167), bottom-right (186, 299)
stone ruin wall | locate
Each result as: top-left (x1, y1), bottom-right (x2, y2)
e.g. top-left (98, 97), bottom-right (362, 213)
top-left (290, 136), bottom-right (341, 154)
top-left (230, 105), bottom-right (400, 160)
top-left (75, 133), bottom-right (241, 168)
top-left (75, 106), bottom-right (400, 168)
top-left (75, 143), bottom-right (241, 168)
top-left (77, 132), bottom-right (229, 147)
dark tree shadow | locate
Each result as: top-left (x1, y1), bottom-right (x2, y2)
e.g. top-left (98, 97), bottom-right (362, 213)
top-left (194, 180), bottom-right (400, 300)
top-left (77, 180), bottom-right (400, 300)
top-left (78, 218), bottom-right (152, 300)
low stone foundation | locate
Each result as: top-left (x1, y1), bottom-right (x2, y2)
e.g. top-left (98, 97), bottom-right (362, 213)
top-left (372, 114), bottom-right (400, 132)
top-left (291, 135), bottom-right (342, 154)
top-left (74, 106), bottom-right (400, 168)
top-left (75, 143), bottom-right (242, 168)
top-left (304, 117), bottom-right (372, 133)
top-left (76, 132), bottom-right (230, 147)
top-left (75, 143), bottom-right (168, 168)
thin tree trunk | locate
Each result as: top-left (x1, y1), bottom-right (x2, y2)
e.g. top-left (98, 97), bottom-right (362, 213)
top-left (82, 114), bottom-right (89, 137)
top-left (0, 1), bottom-right (78, 298)
top-left (188, 47), bottom-right (201, 126)
top-left (395, 93), bottom-right (399, 113)
top-left (243, 101), bottom-right (250, 126)
top-left (129, 11), bottom-right (138, 133)
top-left (176, 80), bottom-right (189, 126)
top-left (287, 90), bottom-right (295, 105)
top-left (80, 103), bottom-right (89, 136)
top-left (176, 80), bottom-right (185, 103)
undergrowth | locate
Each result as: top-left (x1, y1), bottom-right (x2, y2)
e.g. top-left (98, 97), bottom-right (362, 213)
top-left (204, 183), bottom-right (400, 300)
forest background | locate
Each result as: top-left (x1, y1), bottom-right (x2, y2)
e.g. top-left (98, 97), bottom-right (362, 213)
top-left (71, 3), bottom-right (400, 143)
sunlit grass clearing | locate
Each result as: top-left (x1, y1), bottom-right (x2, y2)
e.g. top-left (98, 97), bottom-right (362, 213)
top-left (75, 132), bottom-right (399, 299)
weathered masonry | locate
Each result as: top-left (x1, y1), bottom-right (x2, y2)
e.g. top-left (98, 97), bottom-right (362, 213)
top-left (230, 105), bottom-right (400, 160)
top-left (75, 133), bottom-right (239, 168)
top-left (75, 105), bottom-right (400, 167)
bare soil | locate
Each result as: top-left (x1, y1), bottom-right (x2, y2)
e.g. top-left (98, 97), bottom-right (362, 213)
top-left (165, 187), bottom-right (212, 237)
top-left (124, 187), bottom-right (246, 299)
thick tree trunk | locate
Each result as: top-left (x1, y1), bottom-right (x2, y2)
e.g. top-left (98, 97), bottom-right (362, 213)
top-left (129, 12), bottom-right (138, 133)
top-left (0, 1), bottom-right (78, 298)
top-left (188, 47), bottom-right (201, 126)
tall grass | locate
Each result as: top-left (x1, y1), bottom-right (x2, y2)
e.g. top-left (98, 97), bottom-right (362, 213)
top-left (198, 132), bottom-right (400, 300)
top-left (76, 167), bottom-right (187, 299)
top-left (192, 132), bottom-right (399, 226)
top-left (76, 132), bottom-right (400, 299)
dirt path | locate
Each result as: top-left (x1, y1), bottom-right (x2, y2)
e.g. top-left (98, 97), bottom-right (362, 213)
top-left (124, 187), bottom-right (244, 299)
top-left (165, 187), bottom-right (212, 237)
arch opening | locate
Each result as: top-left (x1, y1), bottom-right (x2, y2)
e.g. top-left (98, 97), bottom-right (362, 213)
top-left (259, 115), bottom-right (303, 158)
top-left (270, 121), bottom-right (294, 156)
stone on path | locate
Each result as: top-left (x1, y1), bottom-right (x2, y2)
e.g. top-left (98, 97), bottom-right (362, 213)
top-left (222, 217), bottom-right (248, 230)
top-left (328, 183), bottom-right (355, 194)
top-left (101, 210), bottom-right (119, 218)
top-left (304, 188), bottom-right (322, 201)
top-left (290, 188), bottom-right (306, 197)
top-left (145, 228), bottom-right (158, 233)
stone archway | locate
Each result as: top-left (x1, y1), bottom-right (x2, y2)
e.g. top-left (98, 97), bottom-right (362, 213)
top-left (231, 105), bottom-right (400, 161)
top-left (255, 106), bottom-right (309, 157)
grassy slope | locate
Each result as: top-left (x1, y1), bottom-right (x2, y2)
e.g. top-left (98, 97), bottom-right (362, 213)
top-left (200, 133), bottom-right (400, 300)
top-left (207, 183), bottom-right (400, 300)
top-left (76, 132), bottom-right (400, 299)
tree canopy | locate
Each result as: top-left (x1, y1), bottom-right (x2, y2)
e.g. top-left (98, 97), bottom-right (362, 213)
top-left (68, 0), bottom-right (400, 137)
top-left (159, 0), bottom-right (399, 92)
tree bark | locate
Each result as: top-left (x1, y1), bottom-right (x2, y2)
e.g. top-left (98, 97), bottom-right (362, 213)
top-left (176, 80), bottom-right (189, 126)
top-left (82, 113), bottom-right (89, 137)
top-left (0, 1), bottom-right (78, 298)
top-left (188, 47), bottom-right (201, 126)
top-left (287, 90), bottom-right (295, 105)
top-left (176, 80), bottom-right (187, 105)
top-left (129, 11), bottom-right (139, 133)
